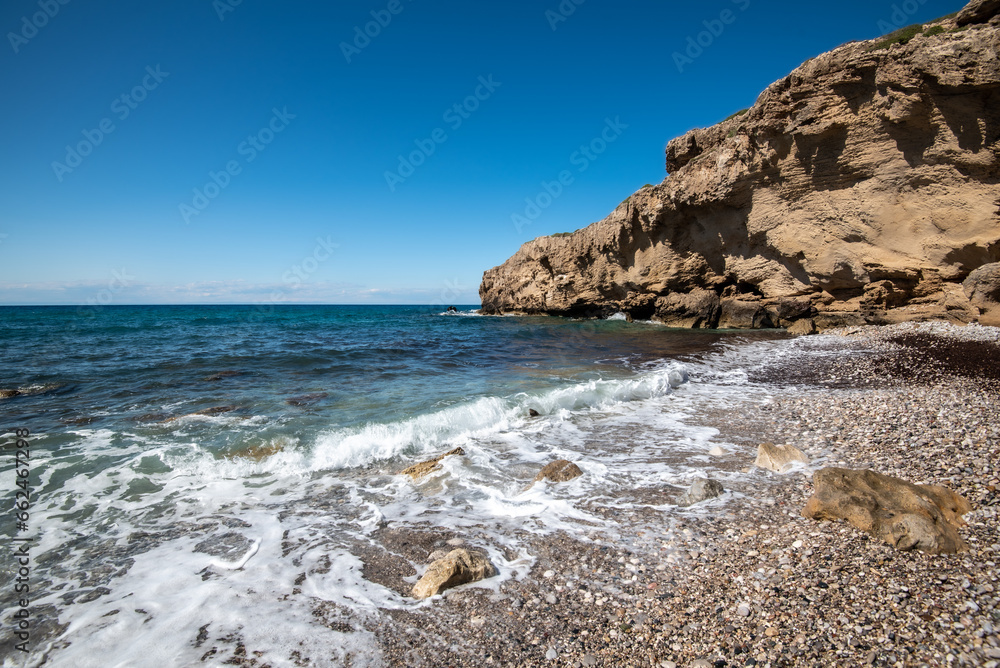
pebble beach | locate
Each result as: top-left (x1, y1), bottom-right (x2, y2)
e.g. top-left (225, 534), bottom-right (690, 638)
top-left (370, 322), bottom-right (1000, 668)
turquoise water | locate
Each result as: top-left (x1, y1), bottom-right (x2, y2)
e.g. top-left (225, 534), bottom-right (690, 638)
top-left (0, 305), bottom-right (789, 667)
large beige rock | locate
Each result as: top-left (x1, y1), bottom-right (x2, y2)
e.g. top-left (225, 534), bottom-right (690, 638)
top-left (964, 262), bottom-right (1000, 323)
top-left (480, 2), bottom-right (1000, 328)
top-left (411, 548), bottom-right (497, 599)
top-left (754, 442), bottom-right (809, 473)
top-left (400, 447), bottom-right (465, 479)
top-left (802, 468), bottom-right (972, 554)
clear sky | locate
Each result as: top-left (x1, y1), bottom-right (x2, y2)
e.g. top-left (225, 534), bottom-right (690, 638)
top-left (0, 0), bottom-right (965, 305)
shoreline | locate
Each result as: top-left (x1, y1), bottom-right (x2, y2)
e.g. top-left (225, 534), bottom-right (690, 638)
top-left (369, 322), bottom-right (1000, 667)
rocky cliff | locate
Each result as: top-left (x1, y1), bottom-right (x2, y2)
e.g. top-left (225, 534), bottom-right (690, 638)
top-left (480, 0), bottom-right (1000, 330)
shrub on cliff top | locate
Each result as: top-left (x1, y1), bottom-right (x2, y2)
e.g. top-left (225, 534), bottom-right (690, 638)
top-left (723, 108), bottom-right (749, 122)
top-left (869, 24), bottom-right (922, 51)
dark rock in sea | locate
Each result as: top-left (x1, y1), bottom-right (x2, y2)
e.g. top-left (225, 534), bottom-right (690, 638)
top-left (802, 467), bottom-right (972, 554)
top-left (204, 370), bottom-right (244, 381)
top-left (60, 416), bottom-right (98, 426)
top-left (286, 392), bottom-right (329, 407)
top-left (135, 413), bottom-right (171, 423)
top-left (0, 389), bottom-right (20, 399)
top-left (528, 409), bottom-right (541, 417)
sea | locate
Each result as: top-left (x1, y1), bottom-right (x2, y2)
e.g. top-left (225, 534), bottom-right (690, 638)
top-left (0, 304), bottom-right (846, 667)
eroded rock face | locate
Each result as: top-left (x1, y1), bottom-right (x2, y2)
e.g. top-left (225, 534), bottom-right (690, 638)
top-left (754, 442), bottom-right (810, 473)
top-left (802, 468), bottom-right (972, 554)
top-left (401, 447), bottom-right (465, 479)
top-left (411, 548), bottom-right (497, 599)
top-left (481, 3), bottom-right (1000, 329)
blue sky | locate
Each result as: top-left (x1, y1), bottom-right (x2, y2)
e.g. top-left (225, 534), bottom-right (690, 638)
top-left (0, 0), bottom-right (964, 305)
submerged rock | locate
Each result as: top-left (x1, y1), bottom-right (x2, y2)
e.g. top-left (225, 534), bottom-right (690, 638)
top-left (679, 478), bottom-right (725, 506)
top-left (286, 392), bottom-right (329, 407)
top-left (802, 467), bottom-right (972, 554)
top-left (412, 548), bottom-right (497, 599)
top-left (401, 447), bottom-right (465, 479)
top-left (0, 389), bottom-right (20, 399)
top-left (204, 370), bottom-right (244, 381)
top-left (532, 460), bottom-right (584, 485)
top-left (754, 442), bottom-right (809, 473)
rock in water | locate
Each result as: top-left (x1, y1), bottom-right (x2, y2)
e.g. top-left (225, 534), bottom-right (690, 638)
top-left (802, 468), bottom-right (972, 554)
top-left (532, 460), bottom-right (584, 484)
top-left (668, 368), bottom-right (689, 388)
top-left (679, 478), bottom-right (725, 506)
top-left (400, 447), bottom-right (465, 480)
top-left (411, 548), bottom-right (497, 599)
top-left (0, 389), bottom-right (20, 399)
top-left (754, 442), bottom-right (809, 473)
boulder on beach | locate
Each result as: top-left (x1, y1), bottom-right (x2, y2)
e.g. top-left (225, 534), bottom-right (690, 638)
top-left (412, 548), bottom-right (497, 599)
top-left (802, 467), bottom-right (972, 554)
top-left (532, 459), bottom-right (584, 485)
top-left (401, 447), bottom-right (465, 479)
top-left (964, 262), bottom-right (1000, 325)
top-left (679, 478), bottom-right (725, 506)
top-left (787, 319), bottom-right (817, 336)
top-left (754, 442), bottom-right (809, 473)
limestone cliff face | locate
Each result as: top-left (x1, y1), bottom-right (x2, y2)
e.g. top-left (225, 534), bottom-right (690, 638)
top-left (480, 1), bottom-right (1000, 330)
